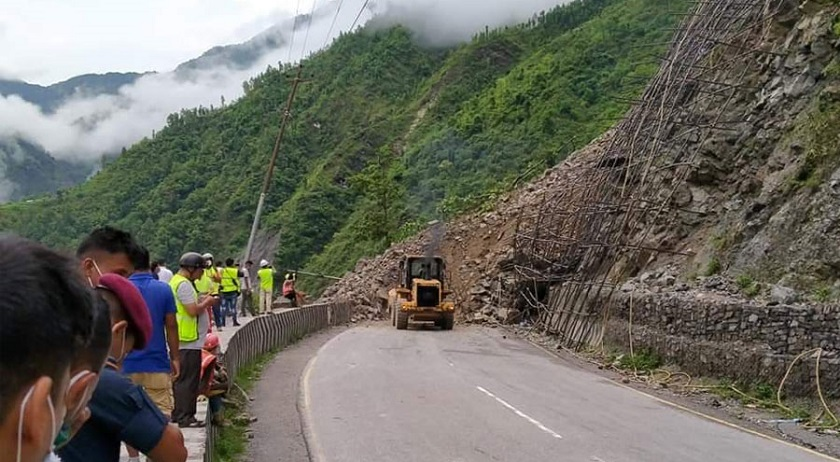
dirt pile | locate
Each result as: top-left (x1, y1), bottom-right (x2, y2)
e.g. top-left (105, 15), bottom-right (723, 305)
top-left (320, 134), bottom-right (610, 320)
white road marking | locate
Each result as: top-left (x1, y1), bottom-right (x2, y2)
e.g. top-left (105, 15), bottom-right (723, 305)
top-left (592, 457), bottom-right (608, 462)
top-left (476, 386), bottom-right (563, 439)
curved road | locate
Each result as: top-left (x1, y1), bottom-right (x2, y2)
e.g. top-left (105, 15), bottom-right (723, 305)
top-left (302, 325), bottom-right (834, 462)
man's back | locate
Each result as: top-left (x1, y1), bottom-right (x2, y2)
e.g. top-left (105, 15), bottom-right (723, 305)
top-left (124, 273), bottom-right (177, 374)
top-left (158, 266), bottom-right (174, 283)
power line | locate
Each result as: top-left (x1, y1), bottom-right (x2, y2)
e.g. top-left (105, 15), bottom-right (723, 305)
top-left (287, 0), bottom-right (303, 64)
top-left (349, 0), bottom-right (371, 32)
top-left (300, 0), bottom-right (319, 61)
top-left (323, 0), bottom-right (345, 49)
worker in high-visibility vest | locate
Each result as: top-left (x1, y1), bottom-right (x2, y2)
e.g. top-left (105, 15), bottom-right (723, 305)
top-left (257, 260), bottom-right (276, 315)
top-left (196, 253), bottom-right (222, 330)
top-left (170, 252), bottom-right (217, 429)
top-left (219, 258), bottom-right (243, 327)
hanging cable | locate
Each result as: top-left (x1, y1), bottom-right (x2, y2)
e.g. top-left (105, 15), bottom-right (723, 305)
top-left (287, 0), bottom-right (303, 64)
top-left (323, 0), bottom-right (345, 49)
top-left (349, 0), bottom-right (371, 32)
top-left (300, 0), bottom-right (319, 61)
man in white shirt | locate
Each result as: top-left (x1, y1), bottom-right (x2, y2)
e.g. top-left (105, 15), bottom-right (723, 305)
top-left (238, 261), bottom-right (255, 317)
top-left (157, 260), bottom-right (174, 283)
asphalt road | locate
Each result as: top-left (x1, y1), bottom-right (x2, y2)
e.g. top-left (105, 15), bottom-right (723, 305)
top-left (302, 324), bottom-right (835, 462)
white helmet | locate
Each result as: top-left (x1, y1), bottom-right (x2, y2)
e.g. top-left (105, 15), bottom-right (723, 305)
top-left (260, 259), bottom-right (269, 267)
top-left (202, 253), bottom-right (214, 261)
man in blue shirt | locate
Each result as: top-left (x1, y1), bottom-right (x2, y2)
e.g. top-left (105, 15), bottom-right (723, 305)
top-left (124, 246), bottom-right (181, 462)
top-left (124, 246), bottom-right (180, 414)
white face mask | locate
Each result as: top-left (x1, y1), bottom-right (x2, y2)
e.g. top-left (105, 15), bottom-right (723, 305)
top-left (16, 385), bottom-right (58, 462)
top-left (64, 371), bottom-right (94, 421)
top-left (116, 328), bottom-right (128, 363)
top-left (86, 260), bottom-right (103, 288)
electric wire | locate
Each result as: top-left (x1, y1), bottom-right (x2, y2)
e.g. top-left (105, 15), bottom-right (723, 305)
top-left (300, 0), bottom-right (319, 61)
top-left (348, 0), bottom-right (370, 32)
top-left (323, 0), bottom-right (346, 49)
top-left (287, 0), bottom-right (303, 64)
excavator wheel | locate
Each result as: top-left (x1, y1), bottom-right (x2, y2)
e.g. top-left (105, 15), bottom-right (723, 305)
top-left (396, 311), bottom-right (409, 330)
top-left (442, 313), bottom-right (455, 331)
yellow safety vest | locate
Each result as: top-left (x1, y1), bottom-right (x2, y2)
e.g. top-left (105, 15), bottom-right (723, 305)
top-left (258, 268), bottom-right (274, 292)
top-left (169, 274), bottom-right (199, 343)
top-left (195, 268), bottom-right (219, 295)
top-left (220, 267), bottom-right (240, 293)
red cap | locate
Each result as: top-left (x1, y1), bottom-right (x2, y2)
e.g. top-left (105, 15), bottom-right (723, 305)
top-left (98, 274), bottom-right (152, 351)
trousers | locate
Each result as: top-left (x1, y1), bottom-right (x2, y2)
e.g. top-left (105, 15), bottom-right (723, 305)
top-left (172, 349), bottom-right (202, 424)
top-left (259, 289), bottom-right (272, 314)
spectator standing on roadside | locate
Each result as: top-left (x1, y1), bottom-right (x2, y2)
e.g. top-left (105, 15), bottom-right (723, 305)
top-left (124, 246), bottom-right (181, 462)
top-left (58, 274), bottom-right (188, 462)
top-left (219, 258), bottom-right (243, 327)
top-left (257, 260), bottom-right (276, 315)
top-left (77, 226), bottom-right (137, 287)
top-left (238, 261), bottom-right (256, 318)
top-left (0, 236), bottom-right (97, 462)
top-left (196, 253), bottom-right (222, 330)
top-left (156, 260), bottom-right (173, 283)
top-left (170, 253), bottom-right (216, 428)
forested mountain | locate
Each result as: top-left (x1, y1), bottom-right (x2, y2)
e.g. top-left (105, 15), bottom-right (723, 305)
top-left (0, 0), bottom-right (685, 291)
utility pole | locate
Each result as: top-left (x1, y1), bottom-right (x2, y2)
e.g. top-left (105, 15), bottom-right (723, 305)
top-left (244, 64), bottom-right (305, 265)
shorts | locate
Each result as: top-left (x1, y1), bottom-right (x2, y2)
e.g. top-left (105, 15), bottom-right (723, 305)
top-left (128, 372), bottom-right (174, 417)
top-left (284, 291), bottom-right (296, 300)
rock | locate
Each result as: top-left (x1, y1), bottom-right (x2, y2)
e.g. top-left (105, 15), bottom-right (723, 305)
top-left (770, 285), bottom-right (799, 305)
top-left (657, 274), bottom-right (677, 287)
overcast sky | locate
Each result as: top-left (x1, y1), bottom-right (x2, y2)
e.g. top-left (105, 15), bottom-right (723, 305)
top-left (0, 0), bottom-right (307, 84)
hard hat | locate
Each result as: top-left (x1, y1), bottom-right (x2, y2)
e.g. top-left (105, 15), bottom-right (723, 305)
top-left (179, 252), bottom-right (206, 269)
top-left (204, 333), bottom-right (220, 351)
top-left (285, 273), bottom-right (292, 281)
top-left (260, 259), bottom-right (269, 267)
top-left (202, 253), bottom-right (214, 261)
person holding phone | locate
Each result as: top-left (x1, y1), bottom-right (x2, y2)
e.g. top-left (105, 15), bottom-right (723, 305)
top-left (169, 253), bottom-right (216, 429)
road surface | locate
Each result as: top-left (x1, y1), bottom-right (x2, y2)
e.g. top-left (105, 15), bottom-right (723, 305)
top-left (302, 325), bottom-right (834, 462)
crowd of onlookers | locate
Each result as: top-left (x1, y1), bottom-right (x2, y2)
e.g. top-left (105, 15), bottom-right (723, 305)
top-left (0, 226), bottom-right (291, 462)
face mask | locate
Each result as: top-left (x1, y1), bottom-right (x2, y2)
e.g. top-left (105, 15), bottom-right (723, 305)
top-left (53, 372), bottom-right (94, 448)
top-left (86, 260), bottom-right (103, 288)
top-left (16, 385), bottom-right (57, 462)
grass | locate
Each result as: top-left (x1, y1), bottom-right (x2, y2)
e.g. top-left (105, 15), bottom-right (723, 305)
top-left (704, 257), bottom-right (722, 277)
top-left (735, 274), bottom-right (761, 298)
top-left (213, 347), bottom-right (282, 462)
top-left (615, 349), bottom-right (663, 372)
top-left (813, 284), bottom-right (832, 303)
top-left (710, 379), bottom-right (813, 420)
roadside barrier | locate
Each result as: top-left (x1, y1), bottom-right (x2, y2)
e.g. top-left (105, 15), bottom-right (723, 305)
top-left (204, 301), bottom-right (352, 462)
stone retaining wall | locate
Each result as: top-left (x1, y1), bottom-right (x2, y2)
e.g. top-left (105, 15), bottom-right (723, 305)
top-left (604, 292), bottom-right (840, 397)
top-left (204, 302), bottom-right (352, 462)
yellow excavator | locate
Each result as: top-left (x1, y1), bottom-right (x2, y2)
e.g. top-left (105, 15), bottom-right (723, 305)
top-left (388, 256), bottom-right (455, 330)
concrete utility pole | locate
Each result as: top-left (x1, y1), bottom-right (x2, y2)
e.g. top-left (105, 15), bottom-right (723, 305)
top-left (244, 64), bottom-right (305, 265)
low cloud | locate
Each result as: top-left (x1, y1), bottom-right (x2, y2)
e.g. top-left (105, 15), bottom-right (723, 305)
top-left (0, 0), bottom-right (566, 164)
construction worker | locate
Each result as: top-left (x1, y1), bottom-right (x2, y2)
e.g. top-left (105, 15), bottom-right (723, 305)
top-left (195, 253), bottom-right (222, 330)
top-left (257, 260), bottom-right (275, 315)
top-left (170, 253), bottom-right (216, 429)
top-left (219, 258), bottom-right (243, 327)
top-left (282, 273), bottom-right (306, 307)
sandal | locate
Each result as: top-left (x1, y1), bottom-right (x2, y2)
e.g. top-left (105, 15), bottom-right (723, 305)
top-left (178, 418), bottom-right (205, 428)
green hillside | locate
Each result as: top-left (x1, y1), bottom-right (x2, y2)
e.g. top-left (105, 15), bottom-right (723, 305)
top-left (0, 0), bottom-right (684, 293)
